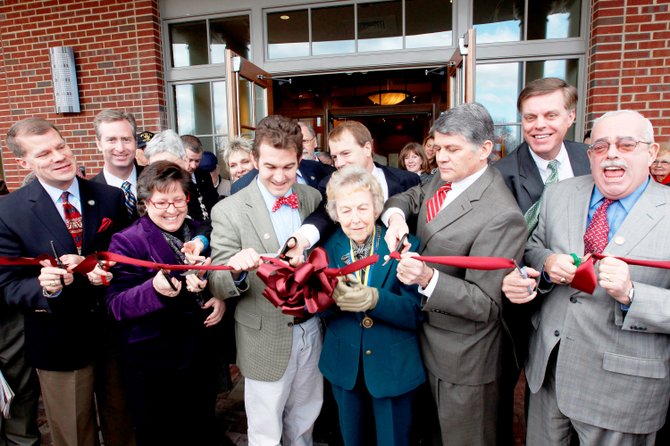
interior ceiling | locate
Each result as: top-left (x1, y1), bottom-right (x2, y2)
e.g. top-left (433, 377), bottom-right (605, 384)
top-left (274, 66), bottom-right (445, 105)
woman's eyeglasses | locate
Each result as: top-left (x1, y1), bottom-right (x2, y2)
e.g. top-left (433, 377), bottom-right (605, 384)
top-left (147, 195), bottom-right (190, 209)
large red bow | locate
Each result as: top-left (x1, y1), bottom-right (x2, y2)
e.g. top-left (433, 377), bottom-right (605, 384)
top-left (257, 248), bottom-right (378, 317)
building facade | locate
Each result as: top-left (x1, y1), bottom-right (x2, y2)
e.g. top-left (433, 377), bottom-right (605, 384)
top-left (0, 0), bottom-right (668, 190)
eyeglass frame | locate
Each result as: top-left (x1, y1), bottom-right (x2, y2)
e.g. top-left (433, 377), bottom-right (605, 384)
top-left (651, 159), bottom-right (670, 166)
top-left (588, 137), bottom-right (652, 155)
top-left (146, 194), bottom-right (190, 210)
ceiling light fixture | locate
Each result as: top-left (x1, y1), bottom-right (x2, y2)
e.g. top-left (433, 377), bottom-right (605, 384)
top-left (280, 15), bottom-right (290, 20)
top-left (368, 90), bottom-right (410, 106)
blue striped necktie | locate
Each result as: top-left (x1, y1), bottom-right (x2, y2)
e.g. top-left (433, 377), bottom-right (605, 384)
top-left (121, 181), bottom-right (136, 218)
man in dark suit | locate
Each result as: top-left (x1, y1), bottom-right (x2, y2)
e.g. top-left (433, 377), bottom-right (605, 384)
top-left (181, 135), bottom-right (221, 221)
top-left (88, 109), bottom-right (139, 446)
top-left (492, 77), bottom-right (591, 444)
top-left (285, 120), bottom-right (420, 257)
top-left (383, 103), bottom-right (527, 445)
top-left (0, 118), bottom-right (128, 446)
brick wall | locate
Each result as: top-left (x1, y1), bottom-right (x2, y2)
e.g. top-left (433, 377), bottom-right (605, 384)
top-left (587, 0), bottom-right (670, 140)
top-left (0, 0), bottom-right (165, 190)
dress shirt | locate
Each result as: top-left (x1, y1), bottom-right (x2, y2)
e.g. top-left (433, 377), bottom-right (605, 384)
top-left (587, 177), bottom-right (649, 240)
top-left (256, 178), bottom-right (302, 246)
top-left (528, 143), bottom-right (575, 183)
top-left (296, 170), bottom-right (307, 185)
top-left (39, 179), bottom-right (82, 223)
top-left (103, 166), bottom-right (138, 196)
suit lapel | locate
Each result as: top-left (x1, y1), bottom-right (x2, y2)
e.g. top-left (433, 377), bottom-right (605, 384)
top-left (566, 141), bottom-right (592, 176)
top-left (605, 181), bottom-right (666, 257)
top-left (380, 164), bottom-right (402, 196)
top-left (243, 183), bottom-right (279, 254)
top-left (27, 181), bottom-right (77, 254)
top-left (517, 144), bottom-right (545, 205)
top-left (368, 228), bottom-right (393, 288)
top-left (567, 177), bottom-right (593, 254)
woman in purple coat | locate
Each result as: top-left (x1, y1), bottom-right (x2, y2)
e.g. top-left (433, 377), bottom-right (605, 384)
top-left (106, 161), bottom-right (224, 446)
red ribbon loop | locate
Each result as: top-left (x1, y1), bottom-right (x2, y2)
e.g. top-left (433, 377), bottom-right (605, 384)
top-left (257, 248), bottom-right (379, 317)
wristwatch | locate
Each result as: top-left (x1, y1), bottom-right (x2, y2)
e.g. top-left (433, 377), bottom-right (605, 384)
top-left (627, 284), bottom-right (635, 305)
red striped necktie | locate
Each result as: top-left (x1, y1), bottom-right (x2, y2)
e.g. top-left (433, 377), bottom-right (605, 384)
top-left (426, 183), bottom-right (452, 223)
top-left (61, 191), bottom-right (83, 253)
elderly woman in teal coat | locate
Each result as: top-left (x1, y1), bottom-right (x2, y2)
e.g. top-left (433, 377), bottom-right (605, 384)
top-left (319, 165), bottom-right (425, 446)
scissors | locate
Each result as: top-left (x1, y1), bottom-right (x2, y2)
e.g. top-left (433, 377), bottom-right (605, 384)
top-left (259, 236), bottom-right (297, 261)
top-left (512, 259), bottom-right (534, 294)
top-left (50, 241), bottom-right (66, 286)
top-left (150, 255), bottom-right (179, 292)
top-left (382, 233), bottom-right (408, 266)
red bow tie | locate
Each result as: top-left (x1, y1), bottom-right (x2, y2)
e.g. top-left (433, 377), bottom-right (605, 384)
top-left (272, 193), bottom-right (299, 212)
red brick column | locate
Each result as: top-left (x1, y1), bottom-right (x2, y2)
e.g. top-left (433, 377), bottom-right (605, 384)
top-left (586, 0), bottom-right (670, 139)
top-left (0, 0), bottom-right (165, 190)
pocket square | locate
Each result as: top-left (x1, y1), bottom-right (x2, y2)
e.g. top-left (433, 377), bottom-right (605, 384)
top-left (97, 218), bottom-right (112, 233)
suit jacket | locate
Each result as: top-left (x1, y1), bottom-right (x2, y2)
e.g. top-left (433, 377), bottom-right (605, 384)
top-left (208, 182), bottom-right (322, 381)
top-left (231, 159), bottom-right (335, 194)
top-left (105, 216), bottom-right (207, 369)
top-left (319, 227), bottom-right (425, 398)
top-left (524, 176), bottom-right (670, 433)
top-left (493, 140), bottom-right (590, 213)
top-left (0, 178), bottom-right (128, 370)
top-left (384, 167), bottom-right (527, 385)
top-left (91, 165), bottom-right (144, 222)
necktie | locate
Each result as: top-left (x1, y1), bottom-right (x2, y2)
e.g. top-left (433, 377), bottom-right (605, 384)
top-left (272, 193), bottom-right (299, 212)
top-left (584, 198), bottom-right (614, 255)
top-left (524, 159), bottom-right (560, 233)
top-left (121, 181), bottom-right (137, 218)
top-left (61, 192), bottom-right (83, 253)
top-left (426, 183), bottom-right (452, 223)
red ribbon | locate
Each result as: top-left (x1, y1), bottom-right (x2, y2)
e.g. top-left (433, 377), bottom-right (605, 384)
top-left (571, 253), bottom-right (670, 294)
top-left (388, 251), bottom-right (516, 270)
top-left (257, 247), bottom-right (379, 317)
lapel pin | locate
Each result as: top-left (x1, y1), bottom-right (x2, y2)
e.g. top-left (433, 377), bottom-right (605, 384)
top-left (88, 200), bottom-right (95, 206)
top-left (263, 233), bottom-right (271, 240)
top-left (614, 236), bottom-right (625, 245)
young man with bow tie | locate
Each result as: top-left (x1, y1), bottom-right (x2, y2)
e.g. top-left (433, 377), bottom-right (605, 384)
top-left (0, 118), bottom-right (128, 446)
top-left (208, 115), bottom-right (323, 446)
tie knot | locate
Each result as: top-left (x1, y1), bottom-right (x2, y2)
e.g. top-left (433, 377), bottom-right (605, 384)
top-left (121, 181), bottom-right (131, 192)
top-left (548, 160), bottom-right (559, 171)
top-left (439, 182), bottom-right (452, 193)
top-left (272, 193), bottom-right (299, 212)
top-left (61, 191), bottom-right (70, 203)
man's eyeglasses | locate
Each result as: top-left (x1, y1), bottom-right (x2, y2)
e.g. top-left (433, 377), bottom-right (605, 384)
top-left (652, 160), bottom-right (670, 167)
top-left (588, 137), bottom-right (651, 154)
top-left (147, 195), bottom-right (190, 210)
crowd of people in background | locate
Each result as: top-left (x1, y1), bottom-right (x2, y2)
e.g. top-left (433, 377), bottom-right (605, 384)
top-left (1, 76), bottom-right (669, 446)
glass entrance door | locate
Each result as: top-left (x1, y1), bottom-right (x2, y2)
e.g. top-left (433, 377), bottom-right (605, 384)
top-left (225, 49), bottom-right (273, 138)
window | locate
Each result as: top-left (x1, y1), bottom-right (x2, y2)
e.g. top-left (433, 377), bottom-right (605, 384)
top-left (474, 0), bottom-right (582, 44)
top-left (168, 15), bottom-right (250, 68)
top-left (266, 0), bottom-right (453, 59)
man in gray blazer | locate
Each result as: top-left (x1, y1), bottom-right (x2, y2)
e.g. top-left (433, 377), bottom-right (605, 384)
top-left (503, 110), bottom-right (670, 444)
top-left (493, 77), bottom-right (591, 444)
top-left (383, 103), bottom-right (527, 445)
top-left (208, 115), bottom-right (323, 446)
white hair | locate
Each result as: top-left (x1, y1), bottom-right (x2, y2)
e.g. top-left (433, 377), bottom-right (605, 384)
top-left (592, 110), bottom-right (654, 143)
top-left (144, 130), bottom-right (186, 162)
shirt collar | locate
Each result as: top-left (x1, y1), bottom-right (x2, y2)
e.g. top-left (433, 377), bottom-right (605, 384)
top-left (528, 142), bottom-right (569, 173)
top-left (40, 177), bottom-right (81, 205)
top-left (450, 164), bottom-right (488, 193)
top-left (590, 176), bottom-right (651, 212)
top-left (103, 165), bottom-right (137, 189)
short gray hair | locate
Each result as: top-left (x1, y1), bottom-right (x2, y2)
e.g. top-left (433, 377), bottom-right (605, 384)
top-left (431, 103), bottom-right (494, 149)
top-left (325, 165), bottom-right (384, 222)
top-left (592, 110), bottom-right (654, 143)
top-left (144, 130), bottom-right (185, 162)
top-left (223, 136), bottom-right (253, 164)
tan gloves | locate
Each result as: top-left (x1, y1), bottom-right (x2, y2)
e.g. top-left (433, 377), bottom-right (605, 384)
top-left (332, 275), bottom-right (379, 312)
